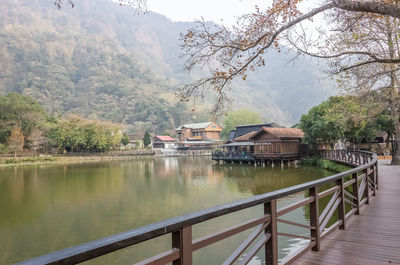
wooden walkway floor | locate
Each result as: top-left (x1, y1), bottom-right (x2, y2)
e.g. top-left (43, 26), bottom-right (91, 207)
top-left (294, 160), bottom-right (400, 265)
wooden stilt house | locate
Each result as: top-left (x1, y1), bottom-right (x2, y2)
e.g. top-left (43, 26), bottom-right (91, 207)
top-left (249, 127), bottom-right (304, 160)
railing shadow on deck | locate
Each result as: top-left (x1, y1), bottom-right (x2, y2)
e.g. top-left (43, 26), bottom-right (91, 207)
top-left (15, 150), bottom-right (378, 265)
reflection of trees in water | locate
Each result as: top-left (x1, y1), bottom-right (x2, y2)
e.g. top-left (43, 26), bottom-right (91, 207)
top-left (212, 164), bottom-right (334, 195)
top-left (0, 162), bottom-right (127, 226)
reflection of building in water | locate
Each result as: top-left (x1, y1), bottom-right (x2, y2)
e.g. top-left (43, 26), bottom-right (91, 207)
top-left (171, 157), bottom-right (224, 185)
top-left (154, 157), bottom-right (179, 178)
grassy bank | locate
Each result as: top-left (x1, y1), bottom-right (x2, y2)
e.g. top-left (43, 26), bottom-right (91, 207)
top-left (3, 156), bottom-right (58, 164)
top-left (0, 153), bottom-right (155, 166)
top-left (301, 156), bottom-right (351, 173)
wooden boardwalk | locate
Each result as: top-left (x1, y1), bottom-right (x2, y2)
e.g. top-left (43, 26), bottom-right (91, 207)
top-left (294, 160), bottom-right (400, 265)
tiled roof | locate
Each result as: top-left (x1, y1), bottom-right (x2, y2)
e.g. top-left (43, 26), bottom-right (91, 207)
top-left (176, 122), bottom-right (213, 130)
top-left (155, 135), bottom-right (175, 142)
top-left (234, 131), bottom-right (258, 142)
top-left (250, 127), bottom-right (304, 139)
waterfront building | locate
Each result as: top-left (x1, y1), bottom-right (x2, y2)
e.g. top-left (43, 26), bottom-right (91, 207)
top-left (176, 122), bottom-right (222, 141)
top-left (152, 135), bottom-right (176, 149)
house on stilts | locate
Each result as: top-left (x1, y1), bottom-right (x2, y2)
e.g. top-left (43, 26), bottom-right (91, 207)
top-left (212, 123), bottom-right (304, 165)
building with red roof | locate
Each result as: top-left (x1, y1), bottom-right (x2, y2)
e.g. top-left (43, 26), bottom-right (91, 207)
top-left (153, 135), bottom-right (176, 149)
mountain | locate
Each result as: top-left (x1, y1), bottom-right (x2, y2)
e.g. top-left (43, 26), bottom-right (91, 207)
top-left (0, 0), bottom-right (336, 131)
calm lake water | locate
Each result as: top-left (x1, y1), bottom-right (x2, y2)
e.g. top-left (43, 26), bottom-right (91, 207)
top-left (0, 157), bottom-right (335, 264)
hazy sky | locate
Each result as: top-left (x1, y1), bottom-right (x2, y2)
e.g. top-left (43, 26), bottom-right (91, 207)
top-left (147, 0), bottom-right (269, 25)
top-left (147, 0), bottom-right (320, 25)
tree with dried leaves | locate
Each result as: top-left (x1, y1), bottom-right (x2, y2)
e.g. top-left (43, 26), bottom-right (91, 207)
top-left (179, 1), bottom-right (400, 112)
top-left (177, 0), bottom-right (400, 164)
top-left (289, 6), bottom-right (400, 164)
top-left (7, 126), bottom-right (24, 158)
top-left (29, 129), bottom-right (48, 157)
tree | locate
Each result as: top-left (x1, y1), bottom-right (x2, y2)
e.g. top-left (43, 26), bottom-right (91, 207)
top-left (179, 1), bottom-right (400, 114)
top-left (221, 109), bottom-right (262, 139)
top-left (121, 133), bottom-right (130, 146)
top-left (29, 129), bottom-right (47, 157)
top-left (300, 95), bottom-right (388, 150)
top-left (7, 126), bottom-right (24, 158)
top-left (52, 115), bottom-right (122, 152)
top-left (143, 130), bottom-right (151, 147)
top-left (294, 7), bottom-right (400, 164)
top-left (180, 0), bottom-right (400, 163)
top-left (300, 97), bottom-right (344, 148)
top-left (0, 93), bottom-right (46, 143)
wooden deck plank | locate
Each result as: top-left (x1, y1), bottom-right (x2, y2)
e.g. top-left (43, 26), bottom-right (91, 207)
top-left (293, 160), bottom-right (400, 265)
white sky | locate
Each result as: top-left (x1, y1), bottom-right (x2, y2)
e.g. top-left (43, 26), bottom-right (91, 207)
top-left (147, 0), bottom-right (269, 25)
top-left (147, 0), bottom-right (321, 25)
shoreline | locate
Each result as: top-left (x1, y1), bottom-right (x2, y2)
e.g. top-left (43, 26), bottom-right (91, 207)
top-left (0, 153), bottom-right (212, 167)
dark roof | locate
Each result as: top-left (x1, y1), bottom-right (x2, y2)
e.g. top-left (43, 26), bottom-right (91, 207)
top-left (250, 127), bottom-right (304, 140)
top-left (233, 122), bottom-right (284, 139)
top-left (228, 130), bottom-right (236, 141)
top-left (234, 131), bottom-right (258, 142)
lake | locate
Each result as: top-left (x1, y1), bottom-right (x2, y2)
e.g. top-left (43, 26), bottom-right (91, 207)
top-left (0, 157), bottom-right (335, 264)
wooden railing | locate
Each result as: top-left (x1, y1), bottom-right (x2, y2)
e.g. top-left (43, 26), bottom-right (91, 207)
top-left (16, 150), bottom-right (378, 265)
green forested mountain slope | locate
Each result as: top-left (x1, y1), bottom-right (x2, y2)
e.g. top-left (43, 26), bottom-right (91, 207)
top-left (0, 0), bottom-right (204, 135)
top-left (0, 0), bottom-right (335, 130)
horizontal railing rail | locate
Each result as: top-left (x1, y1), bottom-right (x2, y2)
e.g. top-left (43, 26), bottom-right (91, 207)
top-left (16, 150), bottom-right (378, 265)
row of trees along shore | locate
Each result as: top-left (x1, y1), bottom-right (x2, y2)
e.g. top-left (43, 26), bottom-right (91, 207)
top-left (0, 93), bottom-right (133, 157)
top-left (300, 95), bottom-right (394, 151)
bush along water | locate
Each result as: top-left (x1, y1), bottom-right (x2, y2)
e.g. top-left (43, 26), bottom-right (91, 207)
top-left (301, 156), bottom-right (351, 173)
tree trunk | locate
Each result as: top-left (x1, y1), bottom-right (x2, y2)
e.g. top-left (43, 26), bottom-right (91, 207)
top-left (385, 17), bottom-right (400, 165)
top-left (392, 125), bottom-right (400, 165)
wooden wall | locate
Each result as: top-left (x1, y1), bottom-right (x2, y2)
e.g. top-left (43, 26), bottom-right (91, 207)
top-left (254, 140), bottom-right (300, 157)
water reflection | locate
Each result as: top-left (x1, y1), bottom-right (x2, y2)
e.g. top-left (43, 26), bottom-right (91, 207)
top-left (0, 157), bottom-right (334, 264)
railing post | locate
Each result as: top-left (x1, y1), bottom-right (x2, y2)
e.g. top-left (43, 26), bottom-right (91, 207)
top-left (375, 160), bottom-right (379, 190)
top-left (372, 165), bottom-right (377, 196)
top-left (352, 172), bottom-right (360, 215)
top-left (363, 169), bottom-right (369, 205)
top-left (264, 200), bottom-right (278, 265)
top-left (337, 177), bottom-right (346, 230)
top-left (172, 226), bottom-right (192, 265)
top-left (309, 187), bottom-right (320, 251)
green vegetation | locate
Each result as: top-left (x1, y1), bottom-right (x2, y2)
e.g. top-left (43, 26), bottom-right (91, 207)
top-left (299, 97), bottom-right (345, 147)
top-left (221, 109), bottom-right (262, 139)
top-left (0, 93), bottom-right (47, 143)
top-left (0, 93), bottom-right (129, 154)
top-left (301, 157), bottom-right (351, 173)
top-left (121, 134), bottom-right (130, 146)
top-left (52, 115), bottom-right (122, 152)
top-left (0, 1), bottom-right (210, 136)
top-left (143, 131), bottom-right (151, 147)
top-left (300, 96), bottom-right (394, 149)
top-left (4, 156), bottom-right (57, 164)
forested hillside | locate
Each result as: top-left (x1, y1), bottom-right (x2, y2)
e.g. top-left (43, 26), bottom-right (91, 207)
top-left (0, 0), bottom-right (335, 131)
